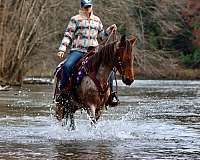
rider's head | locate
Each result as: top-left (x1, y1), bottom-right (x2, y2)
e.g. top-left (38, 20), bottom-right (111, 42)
top-left (80, 0), bottom-right (93, 13)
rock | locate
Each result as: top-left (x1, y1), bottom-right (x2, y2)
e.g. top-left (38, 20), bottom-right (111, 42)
top-left (0, 85), bottom-right (10, 91)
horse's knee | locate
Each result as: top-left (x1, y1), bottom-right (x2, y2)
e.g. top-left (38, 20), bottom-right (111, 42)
top-left (69, 113), bottom-right (76, 130)
top-left (90, 105), bottom-right (96, 117)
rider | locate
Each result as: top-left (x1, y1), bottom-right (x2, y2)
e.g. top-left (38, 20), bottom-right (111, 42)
top-left (57, 0), bottom-right (118, 106)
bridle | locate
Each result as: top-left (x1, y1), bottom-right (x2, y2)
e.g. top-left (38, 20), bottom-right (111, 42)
top-left (113, 39), bottom-right (132, 78)
top-left (103, 29), bottom-right (132, 78)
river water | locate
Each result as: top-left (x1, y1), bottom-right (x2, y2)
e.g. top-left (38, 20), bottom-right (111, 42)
top-left (0, 80), bottom-right (199, 159)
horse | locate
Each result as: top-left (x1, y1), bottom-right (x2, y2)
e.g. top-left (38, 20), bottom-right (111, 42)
top-left (53, 35), bottom-right (136, 130)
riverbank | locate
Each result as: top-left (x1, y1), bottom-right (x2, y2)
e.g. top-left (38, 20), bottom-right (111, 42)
top-left (135, 68), bottom-right (200, 80)
top-left (25, 66), bottom-right (200, 83)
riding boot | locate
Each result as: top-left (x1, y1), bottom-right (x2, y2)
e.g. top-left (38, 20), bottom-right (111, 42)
top-left (106, 92), bottom-right (119, 107)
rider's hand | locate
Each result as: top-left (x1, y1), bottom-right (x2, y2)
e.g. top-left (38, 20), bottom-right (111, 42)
top-left (57, 51), bottom-right (65, 59)
top-left (110, 24), bottom-right (117, 32)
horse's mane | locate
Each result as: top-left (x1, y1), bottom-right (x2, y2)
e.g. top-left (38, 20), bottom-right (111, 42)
top-left (89, 42), bottom-right (117, 72)
top-left (86, 39), bottom-right (133, 73)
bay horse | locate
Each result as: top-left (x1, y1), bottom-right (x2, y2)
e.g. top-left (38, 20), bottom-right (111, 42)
top-left (53, 35), bottom-right (136, 130)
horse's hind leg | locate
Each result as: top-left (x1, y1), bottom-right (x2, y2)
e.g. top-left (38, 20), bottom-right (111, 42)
top-left (69, 112), bottom-right (75, 130)
top-left (62, 108), bottom-right (69, 126)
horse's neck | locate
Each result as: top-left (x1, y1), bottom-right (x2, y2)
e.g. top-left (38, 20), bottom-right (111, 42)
top-left (91, 43), bottom-right (115, 84)
top-left (96, 64), bottom-right (112, 85)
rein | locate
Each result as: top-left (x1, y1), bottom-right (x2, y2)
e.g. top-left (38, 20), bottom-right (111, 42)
top-left (88, 73), bottom-right (109, 98)
top-left (82, 28), bottom-right (117, 60)
top-left (97, 30), bottom-right (119, 98)
top-left (96, 30), bottom-right (119, 98)
top-left (78, 29), bottom-right (119, 99)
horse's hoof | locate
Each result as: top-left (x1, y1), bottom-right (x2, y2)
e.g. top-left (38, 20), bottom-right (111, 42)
top-left (72, 127), bottom-right (76, 130)
top-left (56, 115), bottom-right (62, 121)
top-left (68, 126), bottom-right (76, 131)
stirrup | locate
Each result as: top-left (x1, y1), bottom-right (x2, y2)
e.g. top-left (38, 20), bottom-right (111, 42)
top-left (107, 92), bottom-right (119, 107)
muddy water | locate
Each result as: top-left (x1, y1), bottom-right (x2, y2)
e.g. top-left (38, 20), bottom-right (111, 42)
top-left (0, 80), bottom-right (199, 159)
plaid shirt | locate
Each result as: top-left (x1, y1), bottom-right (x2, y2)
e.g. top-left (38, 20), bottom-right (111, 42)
top-left (58, 10), bottom-right (112, 53)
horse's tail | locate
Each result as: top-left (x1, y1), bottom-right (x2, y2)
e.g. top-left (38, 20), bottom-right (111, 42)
top-left (53, 76), bottom-right (58, 101)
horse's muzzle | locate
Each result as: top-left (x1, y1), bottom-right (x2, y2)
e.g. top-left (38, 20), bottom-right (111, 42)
top-left (122, 77), bottom-right (134, 86)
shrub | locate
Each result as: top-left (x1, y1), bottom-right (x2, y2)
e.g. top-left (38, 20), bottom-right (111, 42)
top-left (180, 48), bottom-right (200, 67)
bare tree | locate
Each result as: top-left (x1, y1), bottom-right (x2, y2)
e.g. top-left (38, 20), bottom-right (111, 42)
top-left (0, 0), bottom-right (63, 85)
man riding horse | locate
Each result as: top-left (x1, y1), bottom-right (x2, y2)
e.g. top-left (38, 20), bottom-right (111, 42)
top-left (56, 0), bottom-right (118, 106)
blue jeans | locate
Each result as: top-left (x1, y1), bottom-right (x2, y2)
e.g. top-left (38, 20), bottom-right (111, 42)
top-left (60, 50), bottom-right (84, 90)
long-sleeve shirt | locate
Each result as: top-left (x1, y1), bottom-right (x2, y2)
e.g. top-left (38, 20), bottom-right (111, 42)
top-left (58, 10), bottom-right (112, 53)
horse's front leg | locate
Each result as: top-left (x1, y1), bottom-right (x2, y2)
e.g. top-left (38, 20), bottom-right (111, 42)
top-left (86, 104), bottom-right (97, 125)
top-left (95, 108), bottom-right (102, 122)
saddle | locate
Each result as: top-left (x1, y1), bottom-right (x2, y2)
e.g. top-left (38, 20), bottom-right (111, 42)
top-left (54, 48), bottom-right (96, 93)
top-left (71, 50), bottom-right (95, 86)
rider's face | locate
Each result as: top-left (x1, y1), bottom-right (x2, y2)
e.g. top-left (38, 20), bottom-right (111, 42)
top-left (83, 6), bottom-right (92, 14)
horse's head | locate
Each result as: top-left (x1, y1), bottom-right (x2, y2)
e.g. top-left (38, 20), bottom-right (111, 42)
top-left (114, 35), bottom-right (136, 86)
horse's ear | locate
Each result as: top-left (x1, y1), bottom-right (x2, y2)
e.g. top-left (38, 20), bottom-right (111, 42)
top-left (129, 36), bottom-right (137, 46)
top-left (120, 35), bottom-right (126, 44)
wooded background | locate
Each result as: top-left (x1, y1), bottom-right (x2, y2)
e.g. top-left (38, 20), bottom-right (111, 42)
top-left (0, 0), bottom-right (200, 85)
